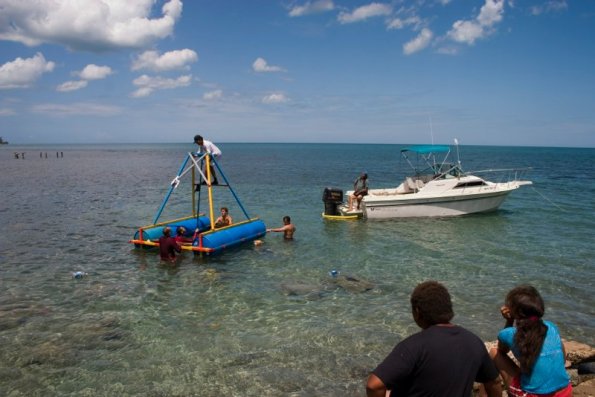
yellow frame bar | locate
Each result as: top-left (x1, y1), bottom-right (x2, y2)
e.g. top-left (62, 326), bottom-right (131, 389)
top-left (205, 154), bottom-right (216, 230)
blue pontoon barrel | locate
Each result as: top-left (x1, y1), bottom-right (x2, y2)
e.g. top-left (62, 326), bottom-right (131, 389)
top-left (134, 216), bottom-right (211, 241)
top-left (199, 219), bottom-right (266, 252)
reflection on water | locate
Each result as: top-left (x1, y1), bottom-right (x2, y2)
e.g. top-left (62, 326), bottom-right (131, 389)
top-left (0, 144), bottom-right (593, 396)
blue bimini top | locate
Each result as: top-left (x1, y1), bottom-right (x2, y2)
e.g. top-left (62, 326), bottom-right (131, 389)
top-left (401, 145), bottom-right (450, 154)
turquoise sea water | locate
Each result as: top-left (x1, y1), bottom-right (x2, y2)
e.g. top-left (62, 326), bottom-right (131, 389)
top-left (0, 143), bottom-right (593, 396)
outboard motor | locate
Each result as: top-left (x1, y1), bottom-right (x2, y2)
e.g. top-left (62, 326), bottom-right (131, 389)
top-left (322, 187), bottom-right (343, 216)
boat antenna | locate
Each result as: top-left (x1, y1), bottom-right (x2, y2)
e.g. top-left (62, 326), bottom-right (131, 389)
top-left (454, 138), bottom-right (461, 168)
top-left (429, 116), bottom-right (434, 145)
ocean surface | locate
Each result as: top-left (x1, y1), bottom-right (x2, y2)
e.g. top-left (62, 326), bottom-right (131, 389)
top-left (0, 143), bottom-right (593, 396)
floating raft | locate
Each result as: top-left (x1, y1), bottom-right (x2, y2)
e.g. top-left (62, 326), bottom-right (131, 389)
top-left (130, 216), bottom-right (266, 254)
top-left (129, 151), bottom-right (265, 256)
top-left (321, 212), bottom-right (360, 221)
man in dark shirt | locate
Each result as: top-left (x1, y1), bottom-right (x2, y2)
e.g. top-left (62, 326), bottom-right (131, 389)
top-left (366, 281), bottom-right (502, 397)
top-left (159, 227), bottom-right (181, 262)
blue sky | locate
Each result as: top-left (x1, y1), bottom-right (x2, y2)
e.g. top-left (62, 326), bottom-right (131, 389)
top-left (0, 0), bottom-right (593, 147)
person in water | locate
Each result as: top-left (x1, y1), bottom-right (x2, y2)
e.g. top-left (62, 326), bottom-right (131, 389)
top-left (366, 280), bottom-right (501, 397)
top-left (193, 134), bottom-right (222, 185)
top-left (214, 207), bottom-right (233, 228)
top-left (267, 216), bottom-right (296, 240)
top-left (159, 227), bottom-right (181, 262)
top-left (489, 284), bottom-right (571, 397)
top-left (348, 172), bottom-right (368, 211)
top-left (174, 226), bottom-right (194, 244)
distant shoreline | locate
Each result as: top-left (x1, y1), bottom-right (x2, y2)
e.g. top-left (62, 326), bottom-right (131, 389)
top-left (0, 142), bottom-right (594, 149)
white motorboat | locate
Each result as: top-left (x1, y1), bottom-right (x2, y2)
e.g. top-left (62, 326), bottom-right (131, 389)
top-left (340, 143), bottom-right (532, 219)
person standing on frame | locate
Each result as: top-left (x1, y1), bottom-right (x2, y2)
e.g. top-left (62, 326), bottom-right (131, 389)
top-left (193, 134), bottom-right (222, 185)
top-left (366, 280), bottom-right (502, 397)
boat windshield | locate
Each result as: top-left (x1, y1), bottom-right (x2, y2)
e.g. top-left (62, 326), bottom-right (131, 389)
top-left (435, 163), bottom-right (463, 178)
top-left (415, 163), bottom-right (463, 179)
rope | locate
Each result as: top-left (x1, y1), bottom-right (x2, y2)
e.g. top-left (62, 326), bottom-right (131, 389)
top-left (530, 186), bottom-right (565, 212)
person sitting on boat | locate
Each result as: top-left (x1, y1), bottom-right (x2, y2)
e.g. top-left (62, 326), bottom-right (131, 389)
top-left (174, 226), bottom-right (194, 244)
top-left (267, 216), bottom-right (296, 240)
top-left (159, 227), bottom-right (181, 262)
top-left (193, 134), bottom-right (222, 185)
top-left (348, 172), bottom-right (368, 211)
top-left (215, 207), bottom-right (233, 228)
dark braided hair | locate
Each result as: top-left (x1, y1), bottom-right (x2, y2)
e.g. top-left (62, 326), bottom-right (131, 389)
top-left (505, 285), bottom-right (548, 374)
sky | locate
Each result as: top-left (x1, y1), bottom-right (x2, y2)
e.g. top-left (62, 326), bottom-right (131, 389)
top-left (0, 0), bottom-right (594, 147)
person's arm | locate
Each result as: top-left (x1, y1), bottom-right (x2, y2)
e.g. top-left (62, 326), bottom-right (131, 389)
top-left (366, 374), bottom-right (388, 397)
top-left (498, 305), bottom-right (514, 353)
top-left (482, 378), bottom-right (502, 397)
top-left (267, 225), bottom-right (287, 233)
top-left (500, 306), bottom-right (514, 327)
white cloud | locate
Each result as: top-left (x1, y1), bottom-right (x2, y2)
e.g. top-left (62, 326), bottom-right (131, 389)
top-left (447, 0), bottom-right (505, 45)
top-left (448, 20), bottom-right (484, 44)
top-left (252, 58), bottom-right (285, 73)
top-left (289, 0), bottom-right (335, 17)
top-left (387, 16), bottom-right (422, 30)
top-left (0, 53), bottom-right (55, 89)
top-left (477, 0), bottom-right (504, 26)
top-left (262, 93), bottom-right (289, 104)
top-left (78, 64), bottom-right (113, 80)
top-left (131, 74), bottom-right (192, 98)
top-left (0, 108), bottom-right (16, 116)
top-left (436, 46), bottom-right (459, 55)
top-left (57, 80), bottom-right (89, 92)
top-left (203, 90), bottom-right (223, 101)
top-left (132, 49), bottom-right (198, 72)
top-left (403, 28), bottom-right (433, 55)
top-left (56, 64), bottom-right (112, 92)
top-left (31, 102), bottom-right (122, 116)
top-left (530, 1), bottom-right (568, 16)
top-left (338, 3), bottom-right (392, 24)
top-left (0, 0), bottom-right (183, 51)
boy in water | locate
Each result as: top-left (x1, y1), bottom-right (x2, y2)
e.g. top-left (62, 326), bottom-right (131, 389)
top-left (215, 207), bottom-right (233, 228)
top-left (159, 227), bottom-right (181, 262)
top-left (267, 216), bottom-right (296, 240)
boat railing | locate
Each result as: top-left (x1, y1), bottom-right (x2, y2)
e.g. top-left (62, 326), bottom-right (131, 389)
top-left (469, 167), bottom-right (532, 184)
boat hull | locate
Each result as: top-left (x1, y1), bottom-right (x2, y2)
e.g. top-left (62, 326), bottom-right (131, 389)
top-left (363, 189), bottom-right (514, 219)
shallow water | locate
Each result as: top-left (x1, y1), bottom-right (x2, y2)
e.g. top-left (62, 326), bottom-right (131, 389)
top-left (0, 143), bottom-right (593, 396)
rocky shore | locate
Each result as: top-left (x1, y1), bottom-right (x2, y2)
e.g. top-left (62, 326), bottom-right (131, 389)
top-left (473, 340), bottom-right (595, 396)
